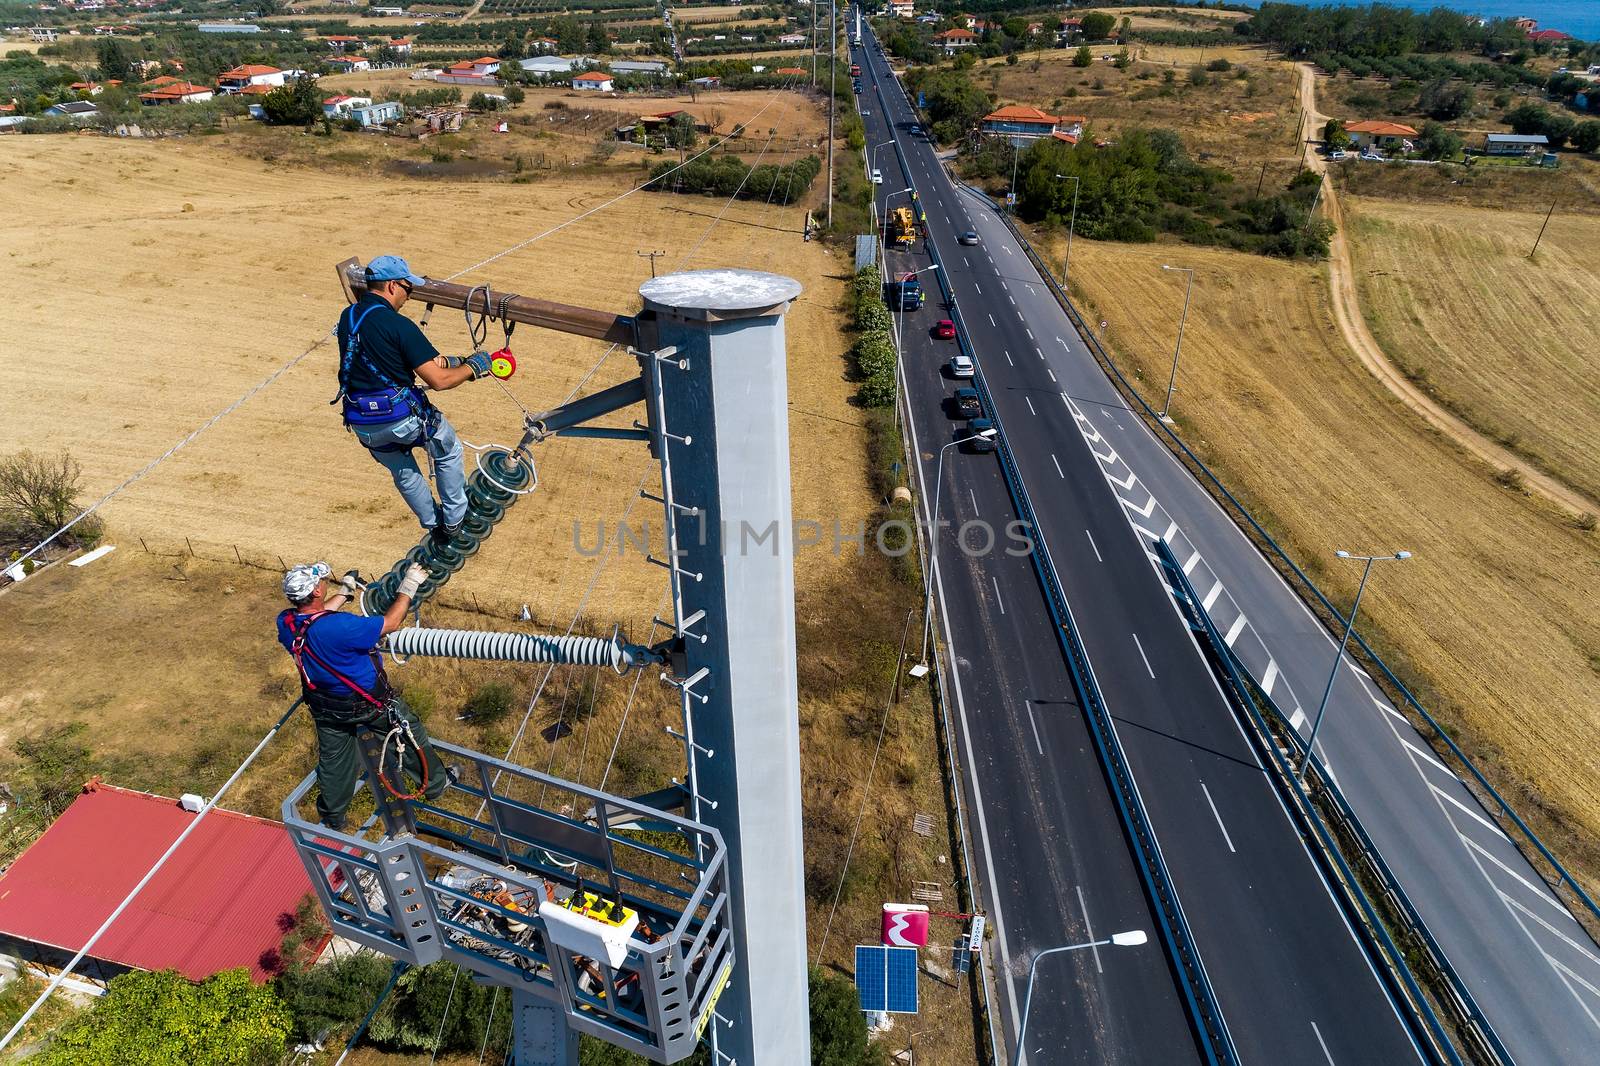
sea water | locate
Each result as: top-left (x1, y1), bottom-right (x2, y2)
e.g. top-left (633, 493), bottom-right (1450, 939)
top-left (1239, 1), bottom-right (1599, 44)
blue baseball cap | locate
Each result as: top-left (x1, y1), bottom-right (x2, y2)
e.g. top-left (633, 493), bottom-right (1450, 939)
top-left (365, 255), bottom-right (426, 288)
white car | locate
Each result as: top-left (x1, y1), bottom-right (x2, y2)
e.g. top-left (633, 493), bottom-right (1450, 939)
top-left (949, 354), bottom-right (975, 378)
top-left (871, 169), bottom-right (883, 184)
top-left (1328, 148), bottom-right (1349, 161)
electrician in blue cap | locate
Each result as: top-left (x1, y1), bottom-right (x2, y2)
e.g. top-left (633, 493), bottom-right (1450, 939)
top-left (337, 255), bottom-right (497, 546)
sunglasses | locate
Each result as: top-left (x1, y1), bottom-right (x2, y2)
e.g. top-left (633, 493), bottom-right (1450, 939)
top-left (397, 280), bottom-right (414, 295)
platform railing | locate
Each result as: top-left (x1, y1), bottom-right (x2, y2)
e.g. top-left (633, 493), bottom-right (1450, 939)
top-left (283, 736), bottom-right (734, 1064)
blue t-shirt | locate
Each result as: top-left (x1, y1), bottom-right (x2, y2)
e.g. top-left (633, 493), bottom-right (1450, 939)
top-left (277, 610), bottom-right (386, 696)
top-left (336, 293), bottom-right (440, 394)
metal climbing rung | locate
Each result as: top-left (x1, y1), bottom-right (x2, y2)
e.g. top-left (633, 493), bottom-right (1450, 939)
top-left (283, 739), bottom-right (735, 1065)
top-left (385, 627), bottom-right (664, 673)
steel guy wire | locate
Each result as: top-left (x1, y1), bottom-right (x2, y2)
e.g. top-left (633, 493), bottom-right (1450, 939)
top-left (814, 614), bottom-right (905, 965)
top-left (441, 88), bottom-right (791, 285)
top-left (9, 330), bottom-right (334, 573)
top-left (599, 586), bottom-right (673, 794)
top-left (675, 128), bottom-right (779, 272)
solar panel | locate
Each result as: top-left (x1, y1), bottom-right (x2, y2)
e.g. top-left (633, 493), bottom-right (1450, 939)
top-left (855, 945), bottom-right (919, 1014)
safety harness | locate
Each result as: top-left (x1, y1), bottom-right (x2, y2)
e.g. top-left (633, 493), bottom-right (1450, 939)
top-left (281, 608), bottom-right (431, 800)
top-left (334, 300), bottom-right (439, 453)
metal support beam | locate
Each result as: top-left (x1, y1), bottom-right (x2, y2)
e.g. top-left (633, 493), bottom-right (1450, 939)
top-left (636, 269), bottom-right (810, 1065)
top-left (336, 258), bottom-right (636, 345)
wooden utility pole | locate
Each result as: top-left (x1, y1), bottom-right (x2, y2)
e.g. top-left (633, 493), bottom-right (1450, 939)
top-left (1528, 197), bottom-right (1557, 259)
top-left (1255, 160), bottom-right (1269, 197)
top-left (637, 249), bottom-right (667, 278)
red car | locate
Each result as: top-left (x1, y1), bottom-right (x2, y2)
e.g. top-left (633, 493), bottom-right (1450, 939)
top-left (934, 319), bottom-right (956, 340)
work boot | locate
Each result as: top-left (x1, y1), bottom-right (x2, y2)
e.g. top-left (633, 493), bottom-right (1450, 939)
top-left (430, 519), bottom-right (463, 547)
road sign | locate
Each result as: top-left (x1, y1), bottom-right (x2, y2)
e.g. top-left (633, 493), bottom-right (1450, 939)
top-left (882, 903), bottom-right (929, 946)
top-left (855, 945), bottom-right (919, 1014)
top-left (953, 935), bottom-right (972, 975)
top-left (969, 914), bottom-right (985, 959)
top-left (917, 91), bottom-right (926, 108)
top-left (1005, 192), bottom-right (1017, 207)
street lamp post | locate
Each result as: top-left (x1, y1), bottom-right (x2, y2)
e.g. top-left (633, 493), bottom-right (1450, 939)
top-left (1300, 550), bottom-right (1412, 779)
top-left (1158, 264), bottom-right (1193, 424)
top-left (1014, 931), bottom-right (1149, 1064)
top-left (1053, 172), bottom-right (1080, 290)
top-left (871, 138), bottom-right (896, 183)
top-left (915, 428), bottom-right (998, 671)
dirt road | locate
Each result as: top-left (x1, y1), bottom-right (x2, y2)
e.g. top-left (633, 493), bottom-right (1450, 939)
top-left (1296, 63), bottom-right (1598, 518)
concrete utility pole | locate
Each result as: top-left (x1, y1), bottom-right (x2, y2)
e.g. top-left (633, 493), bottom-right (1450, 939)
top-left (637, 269), bottom-right (811, 1065)
top-left (826, 0), bottom-right (836, 229)
top-left (1301, 549), bottom-right (1411, 780)
top-left (1158, 264), bottom-right (1193, 424)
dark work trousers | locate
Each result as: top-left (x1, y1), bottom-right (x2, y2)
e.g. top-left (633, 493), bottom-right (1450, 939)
top-left (312, 695), bottom-right (447, 829)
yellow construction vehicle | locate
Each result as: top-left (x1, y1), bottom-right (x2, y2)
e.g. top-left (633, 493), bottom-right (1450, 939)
top-left (890, 205), bottom-right (917, 248)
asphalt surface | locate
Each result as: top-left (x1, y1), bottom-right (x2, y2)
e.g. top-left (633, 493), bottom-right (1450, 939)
top-left (854, 27), bottom-right (1429, 1066)
top-left (854, 23), bottom-right (1600, 1066)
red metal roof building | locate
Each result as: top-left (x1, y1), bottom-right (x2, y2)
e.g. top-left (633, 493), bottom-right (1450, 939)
top-left (0, 782), bottom-right (322, 983)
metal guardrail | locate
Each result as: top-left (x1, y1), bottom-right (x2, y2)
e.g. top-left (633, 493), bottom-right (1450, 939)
top-left (862, 66), bottom-right (1237, 1057)
top-left (966, 180), bottom-right (1600, 936)
top-left (1154, 539), bottom-right (1512, 1066)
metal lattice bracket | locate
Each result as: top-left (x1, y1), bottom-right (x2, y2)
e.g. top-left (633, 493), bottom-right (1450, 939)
top-left (283, 739), bottom-right (735, 1064)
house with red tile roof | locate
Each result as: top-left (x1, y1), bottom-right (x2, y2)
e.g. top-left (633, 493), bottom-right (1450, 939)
top-left (0, 783), bottom-right (326, 984)
top-left (981, 104), bottom-right (1085, 145)
top-left (217, 64), bottom-right (286, 93)
top-left (1344, 119), bottom-right (1419, 150)
top-left (573, 70), bottom-right (615, 91)
top-left (139, 81), bottom-right (214, 105)
top-left (935, 27), bottom-right (977, 53)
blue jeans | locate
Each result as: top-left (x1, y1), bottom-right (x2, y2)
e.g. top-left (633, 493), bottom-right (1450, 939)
top-left (354, 410), bottom-right (467, 530)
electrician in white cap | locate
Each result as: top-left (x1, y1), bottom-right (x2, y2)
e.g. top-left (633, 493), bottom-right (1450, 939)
top-left (275, 561), bottom-right (447, 829)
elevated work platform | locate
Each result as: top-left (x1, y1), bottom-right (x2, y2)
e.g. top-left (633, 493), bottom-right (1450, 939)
top-left (283, 741), bottom-right (734, 1063)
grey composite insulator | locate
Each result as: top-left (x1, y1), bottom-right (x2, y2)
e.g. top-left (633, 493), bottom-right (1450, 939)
top-left (385, 627), bottom-right (656, 673)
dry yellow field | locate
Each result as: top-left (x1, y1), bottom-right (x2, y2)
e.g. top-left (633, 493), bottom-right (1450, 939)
top-left (0, 134), bottom-right (853, 624)
top-left (972, 45), bottom-right (1299, 180)
top-left (1344, 196), bottom-right (1600, 506)
top-left (1041, 232), bottom-right (1600, 879)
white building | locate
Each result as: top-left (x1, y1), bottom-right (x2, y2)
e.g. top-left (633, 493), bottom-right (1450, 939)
top-left (323, 93), bottom-right (372, 116)
top-left (216, 64), bottom-right (286, 93)
top-left (572, 71), bottom-right (614, 92)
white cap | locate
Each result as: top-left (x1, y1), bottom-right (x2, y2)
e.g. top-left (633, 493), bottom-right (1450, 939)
top-left (283, 561), bottom-right (331, 602)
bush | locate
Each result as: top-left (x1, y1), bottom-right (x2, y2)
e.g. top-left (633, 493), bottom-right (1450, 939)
top-left (276, 951), bottom-right (394, 1043)
top-left (1207, 57), bottom-right (1232, 72)
top-left (856, 372), bottom-right (897, 408)
top-left (0, 449), bottom-right (100, 555)
top-left (854, 333), bottom-right (897, 378)
top-left (261, 75), bottom-right (323, 125)
top-left (462, 681), bottom-right (516, 724)
top-left (1570, 121), bottom-right (1600, 155)
top-left (809, 966), bottom-right (885, 1065)
top-left (367, 961), bottom-right (509, 1053)
top-left (1072, 45), bottom-right (1092, 68)
top-left (38, 969), bottom-right (291, 1065)
top-left (1188, 66), bottom-right (1209, 87)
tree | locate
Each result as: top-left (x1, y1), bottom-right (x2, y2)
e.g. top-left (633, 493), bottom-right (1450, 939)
top-left (667, 110), bottom-right (697, 148)
top-left (96, 37), bottom-right (131, 81)
top-left (1416, 120), bottom-right (1462, 160)
top-left (38, 969), bottom-right (291, 1065)
top-left (1072, 45), bottom-right (1092, 68)
top-left (0, 450), bottom-right (99, 549)
top-left (809, 967), bottom-right (884, 1064)
top-left (1417, 77), bottom-right (1474, 120)
top-left (1114, 49), bottom-right (1131, 70)
top-left (497, 33), bottom-right (525, 60)
top-left (1080, 11), bottom-right (1116, 41)
top-left (275, 952), bottom-right (392, 1043)
top-left (1570, 120), bottom-right (1600, 154)
top-left (260, 75), bottom-right (321, 125)
top-left (1323, 118), bottom-right (1351, 150)
top-left (1505, 102), bottom-right (1575, 147)
top-left (371, 44), bottom-right (398, 66)
top-left (504, 83), bottom-right (525, 105)
top-left (587, 22), bottom-right (611, 55)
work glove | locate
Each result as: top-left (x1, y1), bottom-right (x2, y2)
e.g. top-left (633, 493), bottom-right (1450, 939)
top-left (339, 570), bottom-right (362, 597)
top-left (464, 350), bottom-right (494, 380)
top-left (395, 562), bottom-right (428, 600)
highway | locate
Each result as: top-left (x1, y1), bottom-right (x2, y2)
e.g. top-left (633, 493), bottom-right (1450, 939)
top-left (853, 25), bottom-right (1430, 1066)
top-left (853, 17), bottom-right (1600, 1066)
